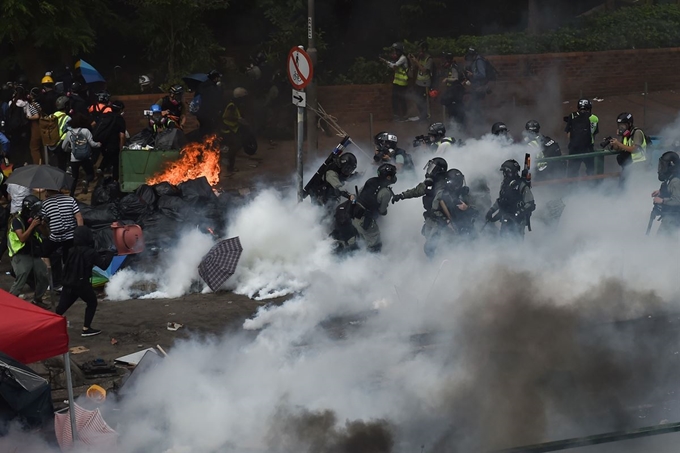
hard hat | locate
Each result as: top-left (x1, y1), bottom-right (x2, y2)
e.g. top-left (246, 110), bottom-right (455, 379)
top-left (41, 75), bottom-right (54, 85)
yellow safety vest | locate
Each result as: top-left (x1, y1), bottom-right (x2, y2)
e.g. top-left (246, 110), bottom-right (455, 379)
top-left (54, 111), bottom-right (69, 142)
top-left (393, 64), bottom-right (408, 87)
top-left (416, 56), bottom-right (431, 85)
top-left (222, 102), bottom-right (241, 134)
top-left (7, 216), bottom-right (42, 258)
top-left (623, 129), bottom-right (647, 163)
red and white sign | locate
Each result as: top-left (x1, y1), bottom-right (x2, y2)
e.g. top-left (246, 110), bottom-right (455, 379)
top-left (287, 46), bottom-right (313, 90)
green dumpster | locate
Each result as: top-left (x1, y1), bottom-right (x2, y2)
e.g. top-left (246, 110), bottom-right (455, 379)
top-left (119, 148), bottom-right (181, 192)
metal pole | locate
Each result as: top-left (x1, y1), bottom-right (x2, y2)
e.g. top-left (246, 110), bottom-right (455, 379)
top-left (369, 113), bottom-right (374, 144)
top-left (306, 0), bottom-right (318, 155)
top-left (63, 352), bottom-right (78, 442)
top-left (297, 106), bottom-right (304, 201)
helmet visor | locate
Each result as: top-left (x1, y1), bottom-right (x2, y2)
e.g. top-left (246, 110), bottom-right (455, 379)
top-left (424, 160), bottom-right (438, 176)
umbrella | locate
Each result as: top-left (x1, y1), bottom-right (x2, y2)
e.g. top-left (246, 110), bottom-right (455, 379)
top-left (55, 402), bottom-right (118, 450)
top-left (182, 73), bottom-right (208, 92)
top-left (198, 237), bottom-right (243, 292)
top-left (92, 255), bottom-right (127, 288)
top-left (77, 59), bottom-right (105, 84)
top-left (6, 165), bottom-right (73, 191)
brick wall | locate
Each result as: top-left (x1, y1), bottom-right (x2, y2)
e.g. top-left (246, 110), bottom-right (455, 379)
top-left (117, 47), bottom-right (680, 131)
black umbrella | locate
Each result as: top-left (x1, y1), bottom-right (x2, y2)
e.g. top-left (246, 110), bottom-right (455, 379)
top-left (182, 73), bottom-right (208, 92)
top-left (0, 351), bottom-right (54, 431)
top-left (198, 237), bottom-right (243, 292)
top-left (6, 165), bottom-right (73, 191)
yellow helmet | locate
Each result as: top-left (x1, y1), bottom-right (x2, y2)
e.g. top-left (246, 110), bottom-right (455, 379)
top-left (75, 60), bottom-right (82, 70)
top-left (41, 75), bottom-right (54, 85)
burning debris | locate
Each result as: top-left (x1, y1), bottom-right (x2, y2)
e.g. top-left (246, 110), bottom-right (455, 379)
top-left (147, 135), bottom-right (221, 187)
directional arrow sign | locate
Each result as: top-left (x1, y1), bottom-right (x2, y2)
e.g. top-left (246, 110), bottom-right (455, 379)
top-left (292, 89), bottom-right (306, 107)
top-left (287, 47), bottom-right (313, 90)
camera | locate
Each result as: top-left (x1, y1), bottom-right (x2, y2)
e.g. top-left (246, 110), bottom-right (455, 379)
top-left (600, 136), bottom-right (613, 149)
top-left (143, 110), bottom-right (154, 117)
top-left (413, 135), bottom-right (433, 148)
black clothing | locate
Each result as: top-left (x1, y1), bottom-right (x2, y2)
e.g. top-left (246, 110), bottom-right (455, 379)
top-left (158, 96), bottom-right (183, 119)
top-left (37, 90), bottom-right (58, 115)
top-left (61, 226), bottom-right (113, 288)
top-left (57, 286), bottom-right (98, 328)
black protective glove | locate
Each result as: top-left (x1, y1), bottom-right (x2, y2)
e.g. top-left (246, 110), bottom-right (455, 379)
top-left (485, 208), bottom-right (495, 222)
top-left (392, 193), bottom-right (404, 204)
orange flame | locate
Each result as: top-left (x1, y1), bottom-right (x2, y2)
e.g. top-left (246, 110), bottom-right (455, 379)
top-left (146, 135), bottom-right (221, 186)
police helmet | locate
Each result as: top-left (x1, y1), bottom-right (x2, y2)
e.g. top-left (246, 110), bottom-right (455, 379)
top-left (169, 84), bottom-right (184, 96)
top-left (208, 69), bottom-right (222, 80)
top-left (500, 159), bottom-right (521, 178)
top-left (465, 47), bottom-right (478, 61)
top-left (525, 120), bottom-right (540, 134)
top-left (658, 151), bottom-right (680, 181)
top-left (445, 169), bottom-right (465, 191)
top-left (424, 157), bottom-right (448, 179)
top-left (111, 100), bottom-right (125, 112)
top-left (577, 99), bottom-right (592, 111)
top-left (21, 195), bottom-right (42, 218)
top-left (96, 91), bottom-right (110, 103)
top-left (442, 51), bottom-right (454, 62)
top-left (338, 152), bottom-right (357, 177)
top-left (617, 112), bottom-right (634, 126)
top-left (139, 75), bottom-right (151, 87)
top-left (428, 122), bottom-right (446, 138)
top-left (377, 163), bottom-right (397, 181)
top-left (374, 132), bottom-right (398, 151)
top-left (55, 96), bottom-right (69, 111)
top-left (491, 122), bottom-right (508, 136)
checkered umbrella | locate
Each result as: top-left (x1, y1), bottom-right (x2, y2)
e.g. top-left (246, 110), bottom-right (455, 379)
top-left (198, 237), bottom-right (243, 292)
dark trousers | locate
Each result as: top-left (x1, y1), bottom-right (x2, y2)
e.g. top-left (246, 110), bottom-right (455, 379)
top-left (567, 149), bottom-right (595, 177)
top-left (57, 284), bottom-right (98, 328)
top-left (42, 238), bottom-right (74, 287)
top-left (100, 149), bottom-right (120, 180)
top-left (48, 145), bottom-right (69, 171)
top-left (69, 159), bottom-right (94, 196)
top-left (391, 84), bottom-right (408, 119)
top-left (414, 85), bottom-right (429, 120)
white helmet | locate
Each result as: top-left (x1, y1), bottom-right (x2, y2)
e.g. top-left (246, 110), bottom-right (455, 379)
top-left (138, 75), bottom-right (151, 87)
top-left (233, 87), bottom-right (248, 99)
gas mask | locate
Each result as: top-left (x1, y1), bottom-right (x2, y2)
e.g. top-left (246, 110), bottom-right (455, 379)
top-left (618, 124), bottom-right (631, 137)
top-left (424, 160), bottom-right (438, 181)
top-left (522, 130), bottom-right (538, 143)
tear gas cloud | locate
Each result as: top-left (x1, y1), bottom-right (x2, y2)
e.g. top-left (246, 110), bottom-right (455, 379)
top-left (77, 122), bottom-right (680, 453)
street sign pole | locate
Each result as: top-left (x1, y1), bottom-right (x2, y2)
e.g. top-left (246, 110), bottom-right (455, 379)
top-left (297, 103), bottom-right (304, 202)
top-left (287, 46), bottom-right (314, 203)
top-left (306, 0), bottom-right (318, 155)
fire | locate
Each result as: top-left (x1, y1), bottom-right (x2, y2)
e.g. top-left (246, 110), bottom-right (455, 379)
top-left (147, 135), bottom-right (221, 186)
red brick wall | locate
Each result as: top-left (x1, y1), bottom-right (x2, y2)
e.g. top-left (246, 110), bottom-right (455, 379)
top-left (117, 47), bottom-right (680, 131)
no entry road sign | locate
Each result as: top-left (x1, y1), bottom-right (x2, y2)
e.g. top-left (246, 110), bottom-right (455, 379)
top-left (287, 47), bottom-right (313, 90)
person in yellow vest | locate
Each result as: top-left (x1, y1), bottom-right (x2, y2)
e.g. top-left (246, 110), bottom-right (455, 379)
top-left (8, 195), bottom-right (48, 306)
top-left (609, 112), bottom-right (647, 184)
top-left (221, 87), bottom-right (257, 176)
top-left (381, 42), bottom-right (409, 122)
top-left (408, 41), bottom-right (433, 122)
top-left (51, 96), bottom-right (72, 170)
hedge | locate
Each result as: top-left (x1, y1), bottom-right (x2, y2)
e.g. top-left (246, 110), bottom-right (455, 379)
top-left (333, 4), bottom-right (680, 85)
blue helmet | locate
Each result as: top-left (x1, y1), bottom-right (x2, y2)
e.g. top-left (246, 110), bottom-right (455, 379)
top-left (150, 104), bottom-right (162, 113)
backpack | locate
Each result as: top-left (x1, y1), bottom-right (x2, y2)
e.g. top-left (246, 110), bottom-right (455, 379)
top-left (39, 115), bottom-right (61, 147)
top-left (92, 112), bottom-right (117, 143)
top-left (5, 103), bottom-right (28, 134)
top-left (477, 56), bottom-right (498, 82)
top-left (394, 148), bottom-right (415, 171)
top-left (632, 127), bottom-right (653, 147)
top-left (567, 112), bottom-right (593, 151)
top-left (189, 94), bottom-right (201, 115)
top-left (70, 128), bottom-right (91, 160)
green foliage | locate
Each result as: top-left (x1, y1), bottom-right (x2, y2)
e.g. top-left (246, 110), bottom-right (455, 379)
top-left (0, 0), bottom-right (112, 55)
top-left (334, 4), bottom-right (680, 84)
top-left (128, 0), bottom-right (227, 82)
top-left (332, 58), bottom-right (391, 85)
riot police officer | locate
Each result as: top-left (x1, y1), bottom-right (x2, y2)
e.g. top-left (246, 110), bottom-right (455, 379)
top-left (309, 152), bottom-right (358, 206)
top-left (351, 163), bottom-right (397, 253)
top-left (433, 168), bottom-right (477, 242)
top-left (392, 157), bottom-right (449, 257)
top-left (652, 151), bottom-right (680, 235)
top-left (486, 159), bottom-right (535, 238)
top-left (428, 122), bottom-right (455, 154)
top-left (491, 122), bottom-right (510, 138)
top-left (523, 120), bottom-right (565, 180)
top-left (374, 131), bottom-right (414, 173)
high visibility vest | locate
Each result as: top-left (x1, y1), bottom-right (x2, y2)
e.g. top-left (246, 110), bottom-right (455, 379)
top-left (221, 102), bottom-right (241, 134)
top-left (393, 64), bottom-right (408, 87)
top-left (7, 216), bottom-right (41, 258)
top-left (589, 114), bottom-right (599, 144)
top-left (623, 129), bottom-right (647, 163)
top-left (54, 111), bottom-right (69, 142)
top-left (416, 56), bottom-right (431, 85)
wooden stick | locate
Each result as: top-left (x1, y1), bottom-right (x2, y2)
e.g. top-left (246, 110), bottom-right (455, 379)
top-left (156, 345), bottom-right (168, 357)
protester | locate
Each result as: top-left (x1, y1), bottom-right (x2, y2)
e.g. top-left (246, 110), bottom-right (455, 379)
top-left (40, 189), bottom-right (83, 289)
top-left (382, 43), bottom-right (409, 122)
top-left (196, 70), bottom-right (224, 138)
top-left (156, 85), bottom-right (186, 129)
top-left (8, 195), bottom-right (48, 305)
top-left (440, 52), bottom-right (466, 126)
top-left (5, 87), bottom-right (31, 165)
top-left (409, 41), bottom-right (434, 122)
top-left (26, 88), bottom-right (42, 164)
top-left (99, 100), bottom-right (126, 180)
top-left (47, 96), bottom-right (72, 170)
top-left (37, 75), bottom-right (58, 116)
top-left (56, 226), bottom-right (113, 337)
top-left (221, 87), bottom-right (256, 175)
top-left (63, 113), bottom-right (101, 196)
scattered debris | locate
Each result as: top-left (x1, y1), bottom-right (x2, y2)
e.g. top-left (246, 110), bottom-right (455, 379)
top-left (115, 348), bottom-right (159, 366)
top-left (110, 338), bottom-right (118, 346)
top-left (156, 345), bottom-right (169, 357)
top-left (86, 384), bottom-right (107, 402)
top-left (69, 346), bottom-right (89, 354)
top-left (593, 97), bottom-right (604, 102)
top-left (562, 101), bottom-right (569, 104)
top-left (167, 322), bottom-right (183, 331)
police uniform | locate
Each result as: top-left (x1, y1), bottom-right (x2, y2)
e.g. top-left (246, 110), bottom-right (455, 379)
top-left (527, 134), bottom-right (565, 180)
top-left (351, 177), bottom-right (393, 252)
top-left (399, 177), bottom-right (448, 257)
top-left (658, 174), bottom-right (680, 235)
top-left (433, 187), bottom-right (477, 244)
top-left (490, 178), bottom-right (535, 238)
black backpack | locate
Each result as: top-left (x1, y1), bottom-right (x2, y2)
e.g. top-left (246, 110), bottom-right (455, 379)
top-left (92, 112), bottom-right (117, 143)
top-left (567, 112), bottom-right (593, 151)
top-left (5, 103), bottom-right (28, 134)
top-left (475, 56), bottom-right (498, 82)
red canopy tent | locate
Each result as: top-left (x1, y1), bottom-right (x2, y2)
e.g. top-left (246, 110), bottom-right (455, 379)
top-left (0, 289), bottom-right (77, 441)
top-left (0, 289), bottom-right (68, 363)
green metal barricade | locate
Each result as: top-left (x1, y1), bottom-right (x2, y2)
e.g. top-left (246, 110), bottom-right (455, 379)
top-left (119, 148), bottom-right (181, 192)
